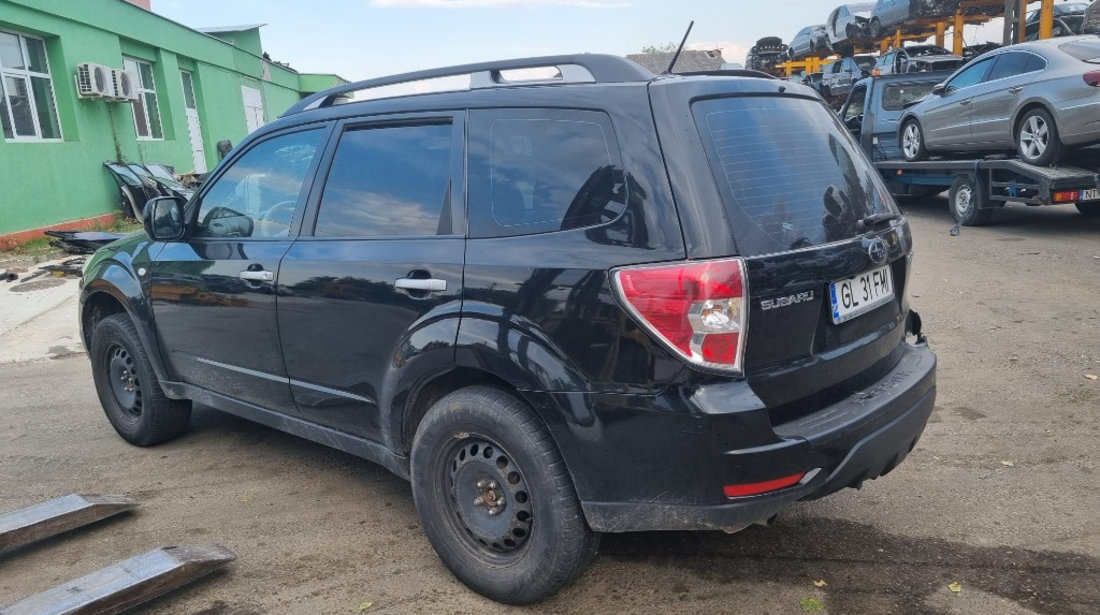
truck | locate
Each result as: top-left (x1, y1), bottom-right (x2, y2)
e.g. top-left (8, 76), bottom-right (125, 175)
top-left (839, 72), bottom-right (1100, 225)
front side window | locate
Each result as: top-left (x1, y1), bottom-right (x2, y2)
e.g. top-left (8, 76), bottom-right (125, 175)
top-left (0, 30), bottom-right (61, 141)
top-left (468, 109), bottom-right (626, 238)
top-left (124, 57), bottom-right (162, 139)
top-left (314, 122), bottom-right (454, 237)
top-left (194, 129), bottom-right (324, 239)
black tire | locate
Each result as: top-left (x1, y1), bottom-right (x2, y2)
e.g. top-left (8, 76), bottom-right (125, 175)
top-left (846, 23), bottom-right (859, 40)
top-left (1016, 108), bottom-right (1063, 166)
top-left (410, 386), bottom-right (599, 604)
top-left (870, 18), bottom-right (883, 39)
top-left (949, 175), bottom-right (994, 226)
top-left (1076, 202), bottom-right (1100, 217)
top-left (90, 314), bottom-right (191, 446)
top-left (901, 119), bottom-right (928, 162)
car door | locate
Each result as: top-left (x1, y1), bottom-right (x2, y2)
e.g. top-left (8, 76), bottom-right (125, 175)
top-left (968, 52), bottom-right (1046, 146)
top-left (275, 113), bottom-right (465, 440)
top-left (920, 56), bottom-right (995, 148)
top-left (148, 126), bottom-right (330, 413)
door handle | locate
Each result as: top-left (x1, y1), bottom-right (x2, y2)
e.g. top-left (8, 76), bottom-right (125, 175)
top-left (959, 99), bottom-right (972, 106)
top-left (1009, 86), bottom-right (1024, 94)
top-left (395, 278), bottom-right (446, 292)
top-left (239, 270), bottom-right (274, 282)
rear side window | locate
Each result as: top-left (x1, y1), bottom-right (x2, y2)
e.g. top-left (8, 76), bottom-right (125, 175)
top-left (314, 122), bottom-right (453, 237)
top-left (988, 52), bottom-right (1041, 80)
top-left (694, 96), bottom-right (896, 255)
top-left (468, 109), bottom-right (626, 238)
top-left (882, 82), bottom-right (937, 110)
top-left (1059, 40), bottom-right (1100, 63)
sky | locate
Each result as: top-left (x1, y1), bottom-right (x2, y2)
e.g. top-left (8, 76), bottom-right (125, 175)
top-left (151, 0), bottom-right (1017, 82)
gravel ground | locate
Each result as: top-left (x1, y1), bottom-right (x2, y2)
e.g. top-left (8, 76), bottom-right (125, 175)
top-left (0, 197), bottom-right (1097, 614)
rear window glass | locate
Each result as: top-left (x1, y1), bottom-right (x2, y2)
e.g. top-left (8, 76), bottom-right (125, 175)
top-left (468, 109), bottom-right (626, 238)
top-left (1059, 40), bottom-right (1100, 63)
top-left (854, 57), bottom-right (875, 71)
top-left (882, 82), bottom-right (937, 110)
top-left (694, 96), bottom-right (897, 255)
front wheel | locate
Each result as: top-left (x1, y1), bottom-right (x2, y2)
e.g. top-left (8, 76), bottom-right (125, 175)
top-left (90, 314), bottom-right (191, 446)
top-left (1016, 108), bottom-right (1063, 166)
top-left (870, 18), bottom-right (883, 39)
top-left (901, 120), bottom-right (928, 162)
top-left (949, 175), bottom-right (993, 226)
top-left (411, 386), bottom-right (599, 604)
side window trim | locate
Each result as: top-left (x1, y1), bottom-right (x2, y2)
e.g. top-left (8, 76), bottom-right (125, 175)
top-left (297, 110), bottom-right (466, 239)
top-left (186, 122), bottom-right (335, 241)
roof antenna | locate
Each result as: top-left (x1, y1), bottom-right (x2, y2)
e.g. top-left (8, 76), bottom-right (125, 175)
top-left (663, 20), bottom-right (695, 75)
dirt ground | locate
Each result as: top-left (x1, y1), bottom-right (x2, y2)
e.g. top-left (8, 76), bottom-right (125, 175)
top-left (1, 197), bottom-right (1097, 614)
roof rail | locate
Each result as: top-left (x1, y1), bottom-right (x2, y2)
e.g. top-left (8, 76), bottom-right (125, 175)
top-left (282, 54), bottom-right (655, 117)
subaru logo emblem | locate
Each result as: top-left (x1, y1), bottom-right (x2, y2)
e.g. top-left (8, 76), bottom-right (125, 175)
top-left (867, 237), bottom-right (888, 265)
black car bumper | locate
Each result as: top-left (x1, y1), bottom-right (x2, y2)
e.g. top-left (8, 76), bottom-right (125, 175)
top-left (565, 341), bottom-right (936, 533)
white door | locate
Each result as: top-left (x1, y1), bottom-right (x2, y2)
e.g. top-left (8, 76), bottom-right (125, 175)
top-left (180, 71), bottom-right (207, 173)
top-left (241, 85), bottom-right (265, 134)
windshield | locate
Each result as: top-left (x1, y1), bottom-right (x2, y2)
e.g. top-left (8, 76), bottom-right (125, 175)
top-left (694, 96), bottom-right (898, 255)
top-left (854, 56), bottom-right (875, 70)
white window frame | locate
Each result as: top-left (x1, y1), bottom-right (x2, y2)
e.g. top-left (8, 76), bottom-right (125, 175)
top-left (0, 29), bottom-right (62, 142)
top-left (124, 57), bottom-right (162, 141)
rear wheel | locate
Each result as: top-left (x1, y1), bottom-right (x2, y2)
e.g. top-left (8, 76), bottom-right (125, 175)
top-left (901, 120), bottom-right (927, 162)
top-left (949, 175), bottom-right (993, 226)
top-left (1076, 202), bottom-right (1100, 217)
top-left (1016, 108), bottom-right (1063, 166)
top-left (90, 314), bottom-right (191, 446)
top-left (410, 386), bottom-right (599, 604)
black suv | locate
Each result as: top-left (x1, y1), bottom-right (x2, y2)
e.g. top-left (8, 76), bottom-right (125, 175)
top-left (80, 55), bottom-right (936, 604)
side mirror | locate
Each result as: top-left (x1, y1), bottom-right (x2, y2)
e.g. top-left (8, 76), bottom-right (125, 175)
top-left (143, 196), bottom-right (186, 241)
top-left (932, 83), bottom-right (946, 96)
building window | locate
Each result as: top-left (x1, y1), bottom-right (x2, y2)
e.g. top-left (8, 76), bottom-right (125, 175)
top-left (124, 57), bottom-right (162, 139)
top-left (0, 29), bottom-right (62, 141)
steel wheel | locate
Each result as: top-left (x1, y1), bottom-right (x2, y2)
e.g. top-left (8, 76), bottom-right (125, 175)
top-left (106, 343), bottom-right (143, 418)
top-left (952, 183), bottom-right (974, 220)
top-left (446, 437), bottom-right (534, 557)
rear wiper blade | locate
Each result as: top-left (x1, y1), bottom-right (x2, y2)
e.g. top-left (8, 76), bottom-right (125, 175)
top-left (857, 212), bottom-right (901, 230)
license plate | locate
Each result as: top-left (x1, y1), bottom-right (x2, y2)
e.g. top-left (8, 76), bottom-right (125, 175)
top-left (830, 265), bottom-right (895, 324)
top-left (1082, 188), bottom-right (1100, 201)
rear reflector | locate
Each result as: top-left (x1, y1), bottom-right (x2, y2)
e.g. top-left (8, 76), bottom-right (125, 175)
top-left (723, 473), bottom-right (806, 498)
top-left (1084, 71), bottom-right (1100, 87)
top-left (1053, 190), bottom-right (1079, 203)
top-left (612, 258), bottom-right (748, 373)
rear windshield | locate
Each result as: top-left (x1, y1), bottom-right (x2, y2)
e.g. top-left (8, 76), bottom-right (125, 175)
top-left (1059, 40), bottom-right (1100, 63)
top-left (854, 56), bottom-right (875, 71)
top-left (694, 96), bottom-right (897, 255)
top-left (882, 82), bottom-right (937, 110)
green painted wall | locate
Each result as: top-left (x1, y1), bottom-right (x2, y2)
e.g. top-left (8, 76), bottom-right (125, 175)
top-left (0, 0), bottom-right (344, 237)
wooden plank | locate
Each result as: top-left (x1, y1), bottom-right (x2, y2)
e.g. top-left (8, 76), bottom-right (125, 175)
top-left (0, 495), bottom-right (138, 555)
top-left (0, 545), bottom-right (235, 615)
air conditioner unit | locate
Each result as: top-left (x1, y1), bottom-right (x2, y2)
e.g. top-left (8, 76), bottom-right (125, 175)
top-left (111, 68), bottom-right (140, 102)
top-left (75, 62), bottom-right (115, 99)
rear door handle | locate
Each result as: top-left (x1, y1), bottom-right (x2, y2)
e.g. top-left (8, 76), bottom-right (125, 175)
top-left (959, 99), bottom-right (972, 106)
top-left (1009, 86), bottom-right (1024, 94)
top-left (395, 278), bottom-right (446, 292)
top-left (239, 270), bottom-right (274, 282)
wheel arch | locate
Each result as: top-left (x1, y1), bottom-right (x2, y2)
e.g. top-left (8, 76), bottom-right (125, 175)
top-left (81, 265), bottom-right (171, 385)
top-left (1012, 101), bottom-right (1056, 139)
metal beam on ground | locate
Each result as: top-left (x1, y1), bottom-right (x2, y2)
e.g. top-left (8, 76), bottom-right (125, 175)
top-left (0, 495), bottom-right (138, 555)
top-left (0, 545), bottom-right (235, 615)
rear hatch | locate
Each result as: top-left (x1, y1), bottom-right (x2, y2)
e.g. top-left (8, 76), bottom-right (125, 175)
top-left (651, 79), bottom-right (913, 412)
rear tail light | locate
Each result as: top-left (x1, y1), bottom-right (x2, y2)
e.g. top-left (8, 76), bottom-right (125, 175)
top-left (612, 258), bottom-right (748, 373)
top-left (1053, 190), bottom-right (1079, 203)
top-left (1084, 71), bottom-right (1100, 87)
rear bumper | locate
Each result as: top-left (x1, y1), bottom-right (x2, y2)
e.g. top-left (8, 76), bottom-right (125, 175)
top-left (570, 341), bottom-right (936, 532)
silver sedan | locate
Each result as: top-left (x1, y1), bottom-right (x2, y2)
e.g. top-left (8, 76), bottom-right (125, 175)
top-left (898, 36), bottom-right (1100, 166)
